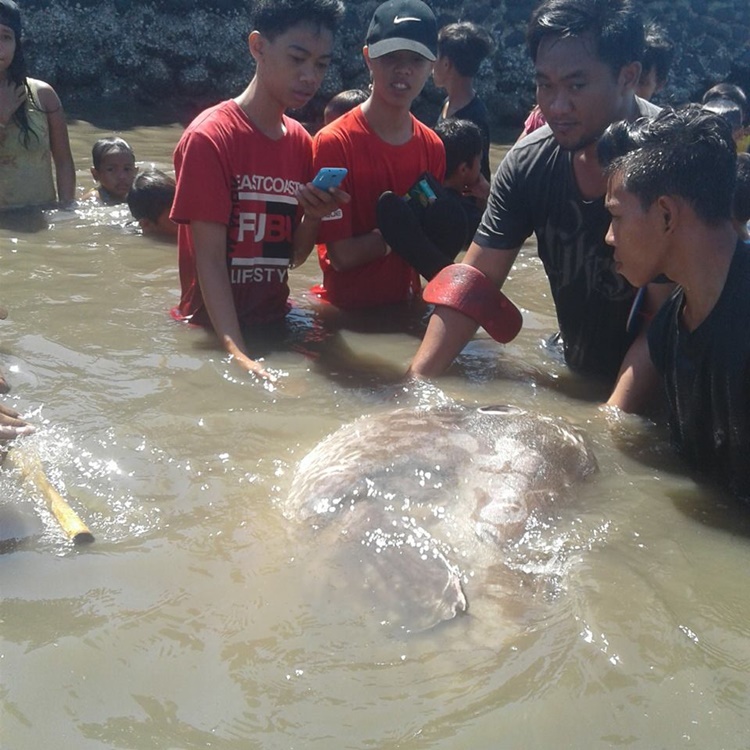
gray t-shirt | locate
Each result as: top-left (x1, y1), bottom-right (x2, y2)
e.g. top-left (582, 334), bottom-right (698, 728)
top-left (475, 99), bottom-right (660, 379)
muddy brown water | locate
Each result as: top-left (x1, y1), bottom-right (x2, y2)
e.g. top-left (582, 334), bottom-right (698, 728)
top-left (1, 123), bottom-right (749, 749)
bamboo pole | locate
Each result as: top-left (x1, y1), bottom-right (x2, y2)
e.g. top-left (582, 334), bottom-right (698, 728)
top-left (6, 448), bottom-right (94, 544)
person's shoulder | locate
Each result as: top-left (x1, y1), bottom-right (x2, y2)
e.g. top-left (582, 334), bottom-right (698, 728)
top-left (313, 107), bottom-right (363, 146)
top-left (412, 114), bottom-right (443, 145)
top-left (178, 101), bottom-right (252, 153)
top-left (505, 124), bottom-right (557, 164)
top-left (183, 100), bottom-right (241, 136)
top-left (458, 95), bottom-right (490, 121)
top-left (27, 78), bottom-right (62, 110)
top-left (282, 114), bottom-right (313, 143)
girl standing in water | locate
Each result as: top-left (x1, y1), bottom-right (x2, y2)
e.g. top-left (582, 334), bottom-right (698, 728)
top-left (0, 0), bottom-right (75, 210)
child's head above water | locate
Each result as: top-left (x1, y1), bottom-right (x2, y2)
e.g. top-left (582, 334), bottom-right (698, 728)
top-left (127, 168), bottom-right (177, 239)
top-left (702, 98), bottom-right (746, 146)
top-left (434, 117), bottom-right (483, 189)
top-left (323, 88), bottom-right (369, 125)
top-left (90, 137), bottom-right (137, 204)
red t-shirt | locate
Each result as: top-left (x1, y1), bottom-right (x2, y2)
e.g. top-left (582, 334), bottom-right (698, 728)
top-left (312, 106), bottom-right (445, 310)
top-left (171, 100), bottom-right (313, 327)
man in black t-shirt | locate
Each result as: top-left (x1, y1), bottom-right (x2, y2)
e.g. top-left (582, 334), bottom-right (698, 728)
top-left (409, 0), bottom-right (670, 414)
top-left (599, 105), bottom-right (750, 500)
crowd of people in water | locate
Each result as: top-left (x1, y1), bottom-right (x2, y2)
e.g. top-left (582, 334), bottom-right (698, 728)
top-left (2, 0), bottom-right (750, 504)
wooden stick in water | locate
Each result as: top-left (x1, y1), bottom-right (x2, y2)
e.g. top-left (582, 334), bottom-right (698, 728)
top-left (6, 448), bottom-right (95, 544)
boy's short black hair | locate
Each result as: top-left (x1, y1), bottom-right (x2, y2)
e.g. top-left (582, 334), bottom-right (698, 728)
top-left (437, 22), bottom-right (494, 78)
top-left (127, 168), bottom-right (176, 223)
top-left (702, 98), bottom-right (744, 133)
top-left (702, 82), bottom-right (748, 125)
top-left (252, 0), bottom-right (345, 40)
top-left (92, 137), bottom-right (135, 170)
top-left (324, 88), bottom-right (368, 122)
top-left (599, 104), bottom-right (737, 226)
top-left (640, 21), bottom-right (673, 85)
top-left (434, 118), bottom-right (483, 177)
top-left (734, 153), bottom-right (750, 226)
top-left (527, 0), bottom-right (643, 77)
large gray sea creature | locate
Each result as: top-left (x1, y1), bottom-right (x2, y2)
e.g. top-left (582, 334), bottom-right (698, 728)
top-left (286, 405), bottom-right (598, 632)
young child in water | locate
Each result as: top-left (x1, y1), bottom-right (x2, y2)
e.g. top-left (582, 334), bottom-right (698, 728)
top-left (127, 168), bottom-right (177, 240)
top-left (84, 137), bottom-right (138, 204)
top-left (436, 118), bottom-right (489, 225)
top-left (0, 0), bottom-right (75, 210)
top-left (376, 117), bottom-right (488, 280)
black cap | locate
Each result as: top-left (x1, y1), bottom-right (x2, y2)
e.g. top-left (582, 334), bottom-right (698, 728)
top-left (366, 0), bottom-right (437, 62)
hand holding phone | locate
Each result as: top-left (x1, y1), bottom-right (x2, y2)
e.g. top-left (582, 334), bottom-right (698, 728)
top-left (312, 167), bottom-right (348, 191)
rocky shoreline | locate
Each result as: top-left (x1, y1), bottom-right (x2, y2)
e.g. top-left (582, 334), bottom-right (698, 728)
top-left (23, 0), bottom-right (750, 128)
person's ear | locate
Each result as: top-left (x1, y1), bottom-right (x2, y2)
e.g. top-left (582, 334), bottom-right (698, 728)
top-left (138, 218), bottom-right (155, 235)
top-left (657, 195), bottom-right (678, 234)
top-left (90, 167), bottom-right (99, 181)
top-left (248, 30), bottom-right (265, 61)
top-left (455, 160), bottom-right (471, 180)
top-left (619, 61), bottom-right (642, 92)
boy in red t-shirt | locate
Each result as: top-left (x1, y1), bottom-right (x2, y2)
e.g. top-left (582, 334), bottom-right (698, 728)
top-left (171, 0), bottom-right (345, 382)
top-left (311, 0), bottom-right (446, 311)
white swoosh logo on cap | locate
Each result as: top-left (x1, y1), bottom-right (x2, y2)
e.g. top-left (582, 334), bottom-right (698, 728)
top-left (393, 15), bottom-right (420, 23)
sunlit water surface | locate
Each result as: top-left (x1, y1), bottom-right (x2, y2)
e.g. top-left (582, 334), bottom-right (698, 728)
top-left (1, 122), bottom-right (749, 750)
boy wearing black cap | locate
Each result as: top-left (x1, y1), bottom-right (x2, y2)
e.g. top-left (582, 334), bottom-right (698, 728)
top-left (310, 0), bottom-right (446, 310)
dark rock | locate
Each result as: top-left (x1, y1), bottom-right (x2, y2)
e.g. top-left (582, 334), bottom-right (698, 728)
top-left (17, 0), bottom-right (750, 132)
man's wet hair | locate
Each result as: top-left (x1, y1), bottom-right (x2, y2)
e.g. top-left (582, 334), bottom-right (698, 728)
top-left (702, 82), bottom-right (747, 124)
top-left (252, 0), bottom-right (345, 40)
top-left (437, 22), bottom-right (495, 78)
top-left (434, 118), bottom-right (483, 177)
top-left (527, 0), bottom-right (644, 77)
top-left (92, 137), bottom-right (135, 170)
top-left (127, 168), bottom-right (175, 223)
top-left (640, 21), bottom-right (674, 86)
top-left (734, 153), bottom-right (750, 227)
top-left (598, 105), bottom-right (736, 226)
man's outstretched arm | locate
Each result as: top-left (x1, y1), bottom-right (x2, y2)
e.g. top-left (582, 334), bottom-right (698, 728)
top-left (407, 242), bottom-right (520, 378)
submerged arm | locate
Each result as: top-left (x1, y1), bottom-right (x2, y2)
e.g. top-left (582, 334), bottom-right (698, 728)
top-left (191, 220), bottom-right (273, 381)
top-left (606, 281), bottom-right (675, 413)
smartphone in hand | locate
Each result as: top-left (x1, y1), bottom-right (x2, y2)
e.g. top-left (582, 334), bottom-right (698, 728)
top-left (312, 167), bottom-right (348, 191)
